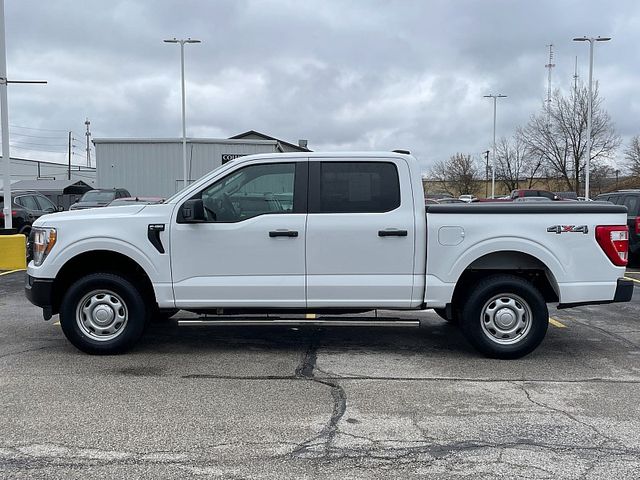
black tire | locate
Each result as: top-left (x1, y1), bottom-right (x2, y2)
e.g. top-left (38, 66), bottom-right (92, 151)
top-left (59, 273), bottom-right (148, 354)
top-left (459, 274), bottom-right (548, 359)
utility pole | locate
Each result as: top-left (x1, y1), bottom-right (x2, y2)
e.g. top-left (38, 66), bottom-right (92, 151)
top-left (483, 94), bottom-right (507, 198)
top-left (67, 131), bottom-right (71, 180)
top-left (484, 150), bottom-right (490, 198)
top-left (85, 118), bottom-right (91, 167)
top-left (0, 0), bottom-right (47, 231)
top-left (573, 56), bottom-right (579, 92)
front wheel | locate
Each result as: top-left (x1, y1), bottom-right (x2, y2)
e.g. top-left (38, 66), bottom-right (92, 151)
top-left (459, 275), bottom-right (548, 359)
top-left (59, 273), bottom-right (148, 354)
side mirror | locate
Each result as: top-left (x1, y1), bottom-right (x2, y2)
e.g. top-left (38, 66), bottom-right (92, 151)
top-left (180, 199), bottom-right (206, 223)
top-left (57, 206), bottom-right (64, 212)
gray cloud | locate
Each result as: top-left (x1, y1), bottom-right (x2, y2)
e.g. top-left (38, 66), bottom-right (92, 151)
top-left (4, 0), bottom-right (640, 171)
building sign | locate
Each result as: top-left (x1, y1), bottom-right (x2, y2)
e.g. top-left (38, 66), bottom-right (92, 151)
top-left (222, 153), bottom-right (248, 164)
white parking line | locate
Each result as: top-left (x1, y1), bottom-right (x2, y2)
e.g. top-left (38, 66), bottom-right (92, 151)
top-left (0, 269), bottom-right (26, 276)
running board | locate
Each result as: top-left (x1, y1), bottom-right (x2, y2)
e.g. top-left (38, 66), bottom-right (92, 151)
top-left (178, 318), bottom-right (420, 328)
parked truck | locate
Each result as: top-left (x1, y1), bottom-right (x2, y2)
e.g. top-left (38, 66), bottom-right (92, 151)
top-left (25, 152), bottom-right (633, 358)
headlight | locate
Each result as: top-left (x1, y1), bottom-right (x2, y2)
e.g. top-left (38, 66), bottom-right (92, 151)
top-left (32, 227), bottom-right (57, 266)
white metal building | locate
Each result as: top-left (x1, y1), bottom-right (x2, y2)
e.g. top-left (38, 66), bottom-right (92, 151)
top-left (0, 157), bottom-right (96, 190)
top-left (94, 138), bottom-right (285, 198)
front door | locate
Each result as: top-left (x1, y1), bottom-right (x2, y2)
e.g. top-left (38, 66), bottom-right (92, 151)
top-left (170, 160), bottom-right (308, 308)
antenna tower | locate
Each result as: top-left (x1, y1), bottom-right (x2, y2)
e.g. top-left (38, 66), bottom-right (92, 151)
top-left (545, 44), bottom-right (556, 117)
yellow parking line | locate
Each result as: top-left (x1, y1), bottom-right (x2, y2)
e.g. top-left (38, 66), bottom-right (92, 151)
top-left (0, 268), bottom-right (26, 276)
top-left (624, 276), bottom-right (640, 284)
top-left (549, 317), bottom-right (567, 328)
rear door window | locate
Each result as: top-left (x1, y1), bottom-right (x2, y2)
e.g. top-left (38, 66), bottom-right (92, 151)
top-left (17, 195), bottom-right (40, 211)
top-left (311, 161), bottom-right (400, 213)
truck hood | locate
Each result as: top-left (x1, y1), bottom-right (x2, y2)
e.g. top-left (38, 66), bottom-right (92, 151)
top-left (33, 204), bottom-right (148, 228)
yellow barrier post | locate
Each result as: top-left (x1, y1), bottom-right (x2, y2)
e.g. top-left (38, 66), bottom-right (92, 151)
top-left (0, 234), bottom-right (27, 270)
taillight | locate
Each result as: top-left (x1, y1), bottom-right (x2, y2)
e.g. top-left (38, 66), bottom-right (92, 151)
top-left (635, 216), bottom-right (640, 235)
top-left (595, 225), bottom-right (628, 266)
top-left (0, 210), bottom-right (17, 218)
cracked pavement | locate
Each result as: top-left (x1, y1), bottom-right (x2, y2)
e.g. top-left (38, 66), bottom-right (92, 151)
top-left (1, 271), bottom-right (640, 478)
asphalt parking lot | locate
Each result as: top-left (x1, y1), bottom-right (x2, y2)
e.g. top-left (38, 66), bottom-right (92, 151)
top-left (1, 270), bottom-right (640, 479)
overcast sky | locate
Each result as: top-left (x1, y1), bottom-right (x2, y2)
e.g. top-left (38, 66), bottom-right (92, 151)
top-left (4, 0), bottom-right (640, 172)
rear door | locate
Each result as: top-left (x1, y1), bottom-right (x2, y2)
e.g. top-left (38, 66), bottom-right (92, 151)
top-left (305, 158), bottom-right (416, 308)
top-left (15, 195), bottom-right (42, 221)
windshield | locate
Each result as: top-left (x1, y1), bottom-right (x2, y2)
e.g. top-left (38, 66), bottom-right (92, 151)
top-left (80, 191), bottom-right (116, 203)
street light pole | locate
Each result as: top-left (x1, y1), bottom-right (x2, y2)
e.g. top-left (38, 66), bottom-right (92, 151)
top-left (484, 94), bottom-right (507, 198)
top-left (0, 0), bottom-right (46, 231)
top-left (164, 37), bottom-right (201, 191)
top-left (573, 35), bottom-right (610, 200)
top-left (0, 0), bottom-right (11, 229)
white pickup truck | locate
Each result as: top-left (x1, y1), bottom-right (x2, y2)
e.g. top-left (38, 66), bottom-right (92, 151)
top-left (25, 152), bottom-right (633, 358)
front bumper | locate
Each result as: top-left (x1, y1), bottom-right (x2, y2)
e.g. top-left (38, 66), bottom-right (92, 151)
top-left (25, 275), bottom-right (54, 319)
top-left (557, 278), bottom-right (634, 309)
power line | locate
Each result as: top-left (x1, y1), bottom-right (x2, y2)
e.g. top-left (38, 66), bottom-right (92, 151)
top-left (9, 124), bottom-right (69, 132)
top-left (9, 144), bottom-right (68, 152)
top-left (10, 139), bottom-right (67, 147)
top-left (9, 131), bottom-right (65, 139)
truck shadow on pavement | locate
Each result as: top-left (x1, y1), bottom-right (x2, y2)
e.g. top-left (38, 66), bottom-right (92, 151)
top-left (135, 316), bottom-right (475, 358)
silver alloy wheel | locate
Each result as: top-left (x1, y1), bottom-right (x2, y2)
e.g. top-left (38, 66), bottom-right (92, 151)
top-left (75, 290), bottom-right (128, 342)
top-left (480, 293), bottom-right (532, 345)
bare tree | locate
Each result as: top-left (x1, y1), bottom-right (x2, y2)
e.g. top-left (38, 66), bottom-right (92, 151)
top-left (625, 135), bottom-right (640, 177)
top-left (589, 162), bottom-right (615, 195)
top-left (429, 153), bottom-right (479, 196)
top-left (519, 84), bottom-right (621, 194)
top-left (495, 135), bottom-right (544, 191)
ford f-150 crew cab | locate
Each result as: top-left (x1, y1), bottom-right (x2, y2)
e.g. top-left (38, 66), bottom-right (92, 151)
top-left (25, 152), bottom-right (634, 358)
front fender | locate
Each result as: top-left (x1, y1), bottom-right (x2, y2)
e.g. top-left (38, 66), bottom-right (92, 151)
top-left (30, 237), bottom-right (161, 283)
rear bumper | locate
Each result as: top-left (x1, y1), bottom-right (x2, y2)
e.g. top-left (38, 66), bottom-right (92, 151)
top-left (557, 278), bottom-right (634, 309)
top-left (24, 275), bottom-right (54, 319)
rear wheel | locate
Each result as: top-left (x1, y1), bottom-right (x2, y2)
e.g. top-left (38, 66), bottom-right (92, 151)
top-left (459, 275), bottom-right (548, 359)
top-left (59, 273), bottom-right (147, 354)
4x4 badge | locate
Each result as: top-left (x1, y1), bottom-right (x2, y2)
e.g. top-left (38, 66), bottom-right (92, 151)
top-left (547, 225), bottom-right (589, 234)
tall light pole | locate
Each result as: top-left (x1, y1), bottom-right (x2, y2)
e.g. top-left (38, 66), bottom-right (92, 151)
top-left (164, 37), bottom-right (201, 191)
top-left (484, 94), bottom-right (507, 198)
top-left (1, 0), bottom-right (46, 231)
top-left (573, 35), bottom-right (610, 200)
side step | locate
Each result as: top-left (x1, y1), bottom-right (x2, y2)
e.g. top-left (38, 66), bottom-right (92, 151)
top-left (178, 317), bottom-right (420, 328)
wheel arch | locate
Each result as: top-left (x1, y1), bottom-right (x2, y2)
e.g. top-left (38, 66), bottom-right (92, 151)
top-left (51, 250), bottom-right (156, 315)
top-left (451, 250), bottom-right (560, 310)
